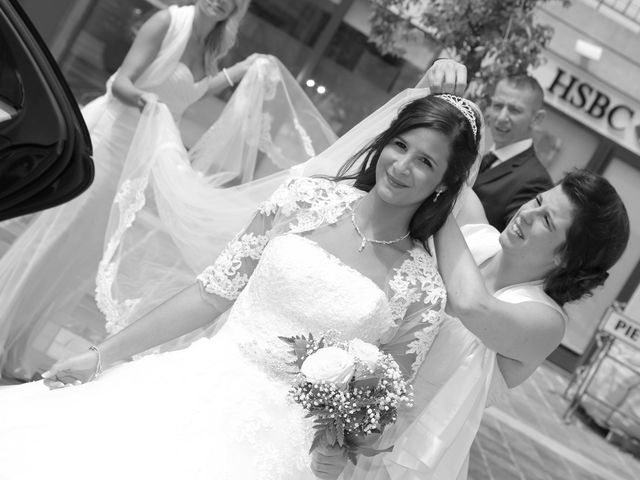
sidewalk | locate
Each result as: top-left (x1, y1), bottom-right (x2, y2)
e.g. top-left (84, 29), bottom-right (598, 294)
top-left (469, 363), bottom-right (640, 480)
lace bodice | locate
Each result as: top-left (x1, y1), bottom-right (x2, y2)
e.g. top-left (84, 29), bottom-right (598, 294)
top-left (198, 177), bottom-right (447, 380)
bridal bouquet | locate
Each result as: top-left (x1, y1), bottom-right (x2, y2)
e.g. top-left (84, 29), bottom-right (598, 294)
top-left (280, 332), bottom-right (413, 464)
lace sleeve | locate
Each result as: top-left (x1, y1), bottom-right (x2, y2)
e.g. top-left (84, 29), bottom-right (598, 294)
top-left (380, 248), bottom-right (447, 382)
top-left (196, 179), bottom-right (296, 303)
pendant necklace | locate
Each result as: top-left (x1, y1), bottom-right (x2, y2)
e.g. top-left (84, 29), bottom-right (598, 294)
top-left (350, 200), bottom-right (410, 252)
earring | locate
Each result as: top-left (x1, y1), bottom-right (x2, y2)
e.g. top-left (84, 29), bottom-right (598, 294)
top-left (433, 189), bottom-right (443, 203)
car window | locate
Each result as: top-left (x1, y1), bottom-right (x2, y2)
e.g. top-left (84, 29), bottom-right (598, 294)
top-left (0, 29), bottom-right (23, 124)
top-left (0, 0), bottom-right (93, 221)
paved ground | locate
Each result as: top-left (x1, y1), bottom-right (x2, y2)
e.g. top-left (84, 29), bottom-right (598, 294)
top-left (469, 363), bottom-right (640, 480)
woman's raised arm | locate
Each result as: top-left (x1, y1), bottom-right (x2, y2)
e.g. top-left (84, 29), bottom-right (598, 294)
top-left (434, 215), bottom-right (565, 368)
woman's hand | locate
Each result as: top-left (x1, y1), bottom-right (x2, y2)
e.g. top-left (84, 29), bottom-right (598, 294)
top-left (230, 53), bottom-right (264, 80)
top-left (137, 92), bottom-right (159, 112)
top-left (41, 349), bottom-right (99, 390)
top-left (237, 53), bottom-right (259, 73)
top-left (311, 444), bottom-right (347, 480)
top-left (416, 58), bottom-right (467, 95)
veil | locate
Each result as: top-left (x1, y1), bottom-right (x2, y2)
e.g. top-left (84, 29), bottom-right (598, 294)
top-left (95, 62), bottom-right (484, 338)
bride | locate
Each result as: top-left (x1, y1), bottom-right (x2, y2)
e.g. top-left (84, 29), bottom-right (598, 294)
top-left (0, 93), bottom-right (481, 479)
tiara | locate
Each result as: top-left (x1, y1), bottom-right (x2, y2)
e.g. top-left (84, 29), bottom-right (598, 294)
top-left (435, 94), bottom-right (478, 140)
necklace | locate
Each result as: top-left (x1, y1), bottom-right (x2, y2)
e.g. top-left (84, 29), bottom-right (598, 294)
top-left (350, 201), bottom-right (410, 252)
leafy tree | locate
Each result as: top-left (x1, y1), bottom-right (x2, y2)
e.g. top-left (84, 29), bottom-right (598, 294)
top-left (368, 0), bottom-right (571, 105)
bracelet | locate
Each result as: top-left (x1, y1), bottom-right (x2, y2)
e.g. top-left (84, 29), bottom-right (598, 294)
top-left (222, 68), bottom-right (234, 88)
top-left (88, 345), bottom-right (103, 381)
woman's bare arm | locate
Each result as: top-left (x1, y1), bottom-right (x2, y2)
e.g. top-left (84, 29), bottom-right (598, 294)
top-left (455, 188), bottom-right (488, 226)
top-left (43, 284), bottom-right (230, 387)
top-left (97, 283), bottom-right (229, 368)
top-left (111, 10), bottom-right (171, 108)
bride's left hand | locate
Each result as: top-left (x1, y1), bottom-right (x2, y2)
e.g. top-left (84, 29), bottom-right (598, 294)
top-left (311, 444), bottom-right (347, 479)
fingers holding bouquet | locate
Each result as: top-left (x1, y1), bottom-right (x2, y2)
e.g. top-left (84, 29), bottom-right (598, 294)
top-left (311, 443), bottom-right (347, 480)
top-left (280, 333), bottom-right (412, 474)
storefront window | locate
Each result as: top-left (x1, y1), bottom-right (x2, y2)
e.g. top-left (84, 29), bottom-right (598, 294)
top-left (536, 106), bottom-right (600, 182)
top-left (300, 20), bottom-right (426, 134)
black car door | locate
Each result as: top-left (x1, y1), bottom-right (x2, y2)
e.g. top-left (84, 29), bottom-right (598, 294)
top-left (0, 0), bottom-right (93, 221)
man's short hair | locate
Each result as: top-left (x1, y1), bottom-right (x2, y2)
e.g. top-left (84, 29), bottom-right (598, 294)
top-left (499, 75), bottom-right (545, 110)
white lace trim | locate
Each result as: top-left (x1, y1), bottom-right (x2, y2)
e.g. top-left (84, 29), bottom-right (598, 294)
top-left (258, 55), bottom-right (281, 101)
top-left (95, 177), bottom-right (148, 333)
top-left (259, 177), bottom-right (364, 230)
top-left (406, 309), bottom-right (442, 379)
top-left (255, 112), bottom-right (291, 169)
top-left (388, 248), bottom-right (447, 379)
top-left (293, 116), bottom-right (315, 157)
top-left (197, 232), bottom-right (269, 300)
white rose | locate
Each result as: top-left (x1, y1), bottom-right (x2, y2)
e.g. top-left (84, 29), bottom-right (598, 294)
top-left (348, 339), bottom-right (381, 371)
top-left (300, 346), bottom-right (355, 388)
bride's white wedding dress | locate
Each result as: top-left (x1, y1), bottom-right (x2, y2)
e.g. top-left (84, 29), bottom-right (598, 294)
top-left (0, 177), bottom-right (446, 480)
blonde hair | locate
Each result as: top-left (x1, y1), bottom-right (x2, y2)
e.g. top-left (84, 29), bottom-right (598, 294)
top-left (203, 0), bottom-right (250, 73)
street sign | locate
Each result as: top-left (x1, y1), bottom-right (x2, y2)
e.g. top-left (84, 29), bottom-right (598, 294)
top-left (602, 310), bottom-right (640, 349)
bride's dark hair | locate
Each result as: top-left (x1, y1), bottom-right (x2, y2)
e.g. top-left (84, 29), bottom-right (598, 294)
top-left (331, 95), bottom-right (481, 246)
top-left (544, 169), bottom-right (629, 305)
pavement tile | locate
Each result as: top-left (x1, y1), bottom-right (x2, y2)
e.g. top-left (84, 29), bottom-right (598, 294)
top-left (470, 363), bottom-right (640, 480)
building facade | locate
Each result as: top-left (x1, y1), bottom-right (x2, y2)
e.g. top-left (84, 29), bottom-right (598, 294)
top-left (532, 0), bottom-right (640, 367)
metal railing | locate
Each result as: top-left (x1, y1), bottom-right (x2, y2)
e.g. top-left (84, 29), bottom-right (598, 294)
top-left (563, 304), bottom-right (640, 455)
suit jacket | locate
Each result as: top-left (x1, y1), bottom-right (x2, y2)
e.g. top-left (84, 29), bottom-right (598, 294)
top-left (473, 146), bottom-right (553, 232)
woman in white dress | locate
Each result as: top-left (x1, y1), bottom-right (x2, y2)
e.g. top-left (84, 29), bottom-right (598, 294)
top-left (0, 93), bottom-right (481, 479)
top-left (326, 170), bottom-right (629, 480)
top-left (0, 0), bottom-right (335, 378)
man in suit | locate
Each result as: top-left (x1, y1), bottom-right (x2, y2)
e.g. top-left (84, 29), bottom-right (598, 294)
top-left (473, 75), bottom-right (553, 231)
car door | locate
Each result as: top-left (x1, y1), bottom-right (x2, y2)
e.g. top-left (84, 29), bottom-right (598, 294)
top-left (0, 0), bottom-right (93, 222)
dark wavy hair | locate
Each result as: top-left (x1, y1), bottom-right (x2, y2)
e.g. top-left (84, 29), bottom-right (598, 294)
top-left (544, 169), bottom-right (629, 305)
top-left (331, 95), bottom-right (481, 248)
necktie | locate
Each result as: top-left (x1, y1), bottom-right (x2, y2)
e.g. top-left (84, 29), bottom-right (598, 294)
top-left (479, 152), bottom-right (498, 174)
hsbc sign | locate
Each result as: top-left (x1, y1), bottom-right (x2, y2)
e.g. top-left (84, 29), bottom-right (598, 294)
top-left (547, 68), bottom-right (634, 132)
top-left (533, 53), bottom-right (640, 154)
